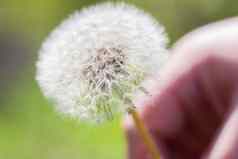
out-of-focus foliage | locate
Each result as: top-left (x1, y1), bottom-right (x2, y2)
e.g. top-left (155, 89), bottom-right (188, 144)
top-left (0, 0), bottom-right (237, 159)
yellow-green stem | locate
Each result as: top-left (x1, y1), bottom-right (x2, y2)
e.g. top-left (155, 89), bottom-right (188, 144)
top-left (128, 108), bottom-right (160, 159)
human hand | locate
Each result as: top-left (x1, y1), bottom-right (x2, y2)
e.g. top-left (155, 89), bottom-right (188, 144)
top-left (124, 18), bottom-right (238, 159)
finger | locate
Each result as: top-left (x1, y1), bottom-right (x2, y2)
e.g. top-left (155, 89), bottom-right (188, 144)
top-left (159, 17), bottom-right (238, 93)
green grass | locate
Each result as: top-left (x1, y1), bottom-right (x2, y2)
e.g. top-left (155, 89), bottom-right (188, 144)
top-left (0, 75), bottom-right (126, 159)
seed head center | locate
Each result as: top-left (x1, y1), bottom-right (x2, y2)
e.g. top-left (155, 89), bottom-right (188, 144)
top-left (83, 47), bottom-right (127, 91)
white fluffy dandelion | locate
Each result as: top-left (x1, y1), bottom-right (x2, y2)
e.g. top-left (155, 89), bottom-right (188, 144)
top-left (36, 2), bottom-right (169, 123)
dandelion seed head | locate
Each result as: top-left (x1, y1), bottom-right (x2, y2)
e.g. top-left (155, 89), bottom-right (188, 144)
top-left (36, 2), bottom-right (169, 123)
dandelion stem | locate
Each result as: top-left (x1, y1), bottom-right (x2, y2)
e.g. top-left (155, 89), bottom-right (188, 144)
top-left (128, 107), bottom-right (160, 159)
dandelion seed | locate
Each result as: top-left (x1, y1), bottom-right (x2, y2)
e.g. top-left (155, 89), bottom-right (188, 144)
top-left (36, 2), bottom-right (169, 123)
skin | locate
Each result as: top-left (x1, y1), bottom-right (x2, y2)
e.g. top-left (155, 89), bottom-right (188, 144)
top-left (124, 18), bottom-right (238, 159)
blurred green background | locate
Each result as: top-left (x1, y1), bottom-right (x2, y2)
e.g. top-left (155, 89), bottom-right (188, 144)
top-left (0, 0), bottom-right (237, 159)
